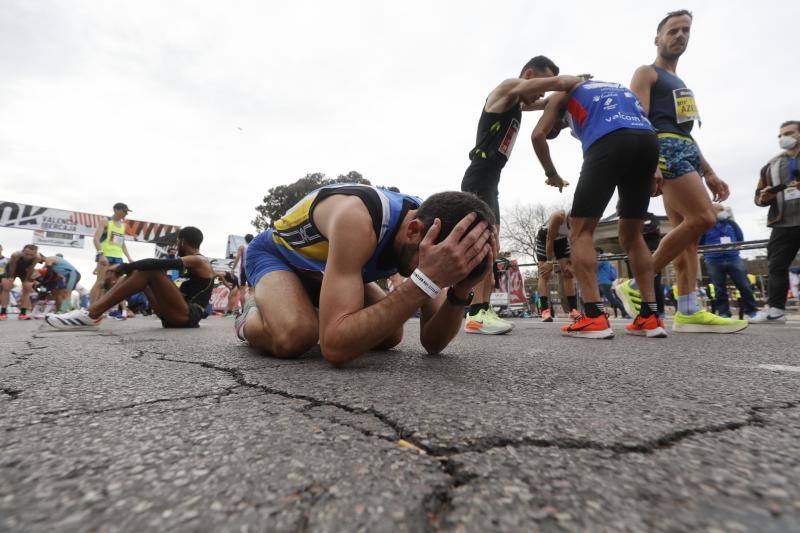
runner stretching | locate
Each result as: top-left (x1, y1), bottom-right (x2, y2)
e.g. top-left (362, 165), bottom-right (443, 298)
top-left (47, 227), bottom-right (215, 330)
top-left (235, 184), bottom-right (496, 365)
top-left (0, 244), bottom-right (40, 320)
top-left (620, 10), bottom-right (747, 333)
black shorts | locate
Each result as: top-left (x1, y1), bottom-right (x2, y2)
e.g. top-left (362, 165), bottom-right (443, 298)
top-left (161, 302), bottom-right (204, 329)
top-left (571, 129), bottom-right (659, 219)
top-left (239, 267), bottom-right (248, 287)
top-left (461, 163), bottom-right (501, 226)
top-left (534, 227), bottom-right (570, 261)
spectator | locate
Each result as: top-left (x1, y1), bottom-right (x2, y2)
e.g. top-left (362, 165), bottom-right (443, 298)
top-left (596, 248), bottom-right (629, 318)
top-left (751, 120), bottom-right (800, 323)
top-left (699, 204), bottom-right (758, 319)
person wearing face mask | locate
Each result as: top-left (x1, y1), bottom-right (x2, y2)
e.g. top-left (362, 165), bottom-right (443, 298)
top-left (699, 204), bottom-right (757, 319)
top-left (750, 120), bottom-right (800, 323)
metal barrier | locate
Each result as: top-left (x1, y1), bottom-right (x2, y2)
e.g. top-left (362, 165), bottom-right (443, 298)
top-left (504, 239), bottom-right (770, 268)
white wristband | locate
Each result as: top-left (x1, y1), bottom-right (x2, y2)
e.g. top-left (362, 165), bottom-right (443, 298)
top-left (410, 268), bottom-right (441, 298)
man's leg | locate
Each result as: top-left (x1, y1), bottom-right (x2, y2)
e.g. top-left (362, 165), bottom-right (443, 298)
top-left (0, 278), bottom-right (10, 313)
top-left (558, 258), bottom-right (578, 314)
top-left (618, 219), bottom-right (656, 303)
top-left (654, 173), bottom-right (715, 280)
top-left (88, 270), bottom-right (190, 324)
top-left (728, 258), bottom-right (758, 317)
top-left (568, 217), bottom-right (601, 304)
top-left (706, 262), bottom-right (729, 316)
top-left (767, 227), bottom-right (800, 312)
top-left (89, 262), bottom-right (108, 305)
top-left (243, 270), bottom-right (320, 358)
top-left (19, 281), bottom-right (33, 313)
top-left (537, 272), bottom-right (553, 320)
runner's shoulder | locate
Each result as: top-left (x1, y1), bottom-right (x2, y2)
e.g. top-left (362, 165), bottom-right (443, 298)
top-left (632, 65), bottom-right (658, 83)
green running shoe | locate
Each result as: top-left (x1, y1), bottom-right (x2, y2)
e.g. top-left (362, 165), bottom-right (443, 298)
top-left (672, 310), bottom-right (748, 334)
top-left (614, 279), bottom-right (641, 317)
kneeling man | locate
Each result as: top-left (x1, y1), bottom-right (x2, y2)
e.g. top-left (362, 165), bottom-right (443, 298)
top-left (236, 184), bottom-right (495, 365)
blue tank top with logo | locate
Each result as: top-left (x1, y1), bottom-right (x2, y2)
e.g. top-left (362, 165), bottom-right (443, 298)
top-left (565, 81), bottom-right (654, 152)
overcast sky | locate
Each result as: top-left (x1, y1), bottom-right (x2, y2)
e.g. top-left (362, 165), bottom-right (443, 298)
top-left (0, 0), bottom-right (797, 283)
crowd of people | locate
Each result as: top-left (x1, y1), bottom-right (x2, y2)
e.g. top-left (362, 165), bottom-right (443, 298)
top-left (1, 10), bottom-right (797, 365)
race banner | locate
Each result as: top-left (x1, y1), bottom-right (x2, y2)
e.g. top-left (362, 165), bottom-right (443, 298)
top-left (32, 229), bottom-right (85, 249)
top-left (491, 260), bottom-right (528, 307)
top-left (0, 201), bottom-right (180, 243)
top-left (226, 234), bottom-right (246, 259)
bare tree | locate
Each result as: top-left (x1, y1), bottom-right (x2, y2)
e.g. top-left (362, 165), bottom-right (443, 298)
top-left (500, 203), bottom-right (552, 262)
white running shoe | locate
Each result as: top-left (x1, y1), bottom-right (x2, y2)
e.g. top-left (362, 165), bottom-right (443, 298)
top-left (234, 297), bottom-right (258, 342)
top-left (45, 309), bottom-right (103, 330)
top-left (748, 308), bottom-right (787, 324)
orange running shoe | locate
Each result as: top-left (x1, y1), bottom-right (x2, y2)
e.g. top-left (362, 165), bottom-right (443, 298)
top-left (626, 314), bottom-right (668, 338)
top-left (561, 313), bottom-right (614, 339)
top-left (541, 308), bottom-right (553, 322)
top-left (568, 308), bottom-right (581, 320)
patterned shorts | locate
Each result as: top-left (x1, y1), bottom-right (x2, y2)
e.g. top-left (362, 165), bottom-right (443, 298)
top-left (657, 134), bottom-right (702, 180)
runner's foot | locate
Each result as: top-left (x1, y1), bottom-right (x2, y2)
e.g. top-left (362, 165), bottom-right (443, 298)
top-left (568, 308), bottom-right (581, 320)
top-left (464, 309), bottom-right (512, 335)
top-left (541, 308), bottom-right (553, 322)
top-left (626, 314), bottom-right (668, 338)
top-left (234, 297), bottom-right (258, 342)
top-left (672, 310), bottom-right (748, 333)
top-left (45, 309), bottom-right (103, 330)
top-left (748, 308), bottom-right (787, 324)
top-left (561, 313), bottom-right (614, 339)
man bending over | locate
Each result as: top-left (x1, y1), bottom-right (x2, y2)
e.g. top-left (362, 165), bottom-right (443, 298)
top-left (235, 184), bottom-right (496, 365)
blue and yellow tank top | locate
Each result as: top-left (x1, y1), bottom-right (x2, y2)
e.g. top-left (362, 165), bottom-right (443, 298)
top-left (271, 184), bottom-right (422, 283)
top-left (565, 81), bottom-right (653, 152)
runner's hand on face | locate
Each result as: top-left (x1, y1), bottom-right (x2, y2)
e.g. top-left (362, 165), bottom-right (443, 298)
top-left (705, 173), bottom-right (730, 202)
top-left (417, 213), bottom-right (492, 288)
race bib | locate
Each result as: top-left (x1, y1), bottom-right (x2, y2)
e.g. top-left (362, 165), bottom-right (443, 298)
top-left (720, 236), bottom-right (732, 244)
top-left (673, 88), bottom-right (700, 125)
top-left (498, 118), bottom-right (520, 158)
top-left (110, 233), bottom-right (125, 246)
top-left (784, 187), bottom-right (800, 201)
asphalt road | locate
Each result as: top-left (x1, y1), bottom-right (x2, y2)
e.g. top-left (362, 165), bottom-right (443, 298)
top-left (2, 315), bottom-right (800, 532)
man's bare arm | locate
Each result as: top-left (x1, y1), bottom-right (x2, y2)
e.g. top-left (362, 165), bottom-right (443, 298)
top-left (629, 65), bottom-right (657, 115)
top-left (532, 93), bottom-right (570, 191)
top-left (486, 75), bottom-right (589, 113)
top-left (318, 207), bottom-right (427, 365)
top-left (93, 224), bottom-right (104, 252)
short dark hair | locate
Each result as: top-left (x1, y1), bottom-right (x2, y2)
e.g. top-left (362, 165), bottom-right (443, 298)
top-left (520, 56), bottom-right (559, 77)
top-left (780, 120), bottom-right (800, 130)
top-left (178, 226), bottom-right (203, 248)
top-left (657, 9), bottom-right (693, 32)
top-left (23, 244), bottom-right (38, 252)
top-left (415, 192), bottom-right (495, 245)
top-left (244, 233), bottom-right (254, 243)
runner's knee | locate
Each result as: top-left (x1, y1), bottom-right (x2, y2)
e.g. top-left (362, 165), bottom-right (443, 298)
top-left (271, 325), bottom-right (318, 358)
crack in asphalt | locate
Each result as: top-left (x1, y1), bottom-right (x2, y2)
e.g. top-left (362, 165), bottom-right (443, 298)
top-left (1, 387), bottom-right (23, 400)
top-left (140, 351), bottom-right (800, 531)
top-left (4, 387), bottom-right (243, 431)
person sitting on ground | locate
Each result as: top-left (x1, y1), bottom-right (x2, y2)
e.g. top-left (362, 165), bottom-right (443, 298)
top-left (235, 184), bottom-right (496, 366)
top-left (0, 244), bottom-right (41, 320)
top-left (46, 227), bottom-right (215, 330)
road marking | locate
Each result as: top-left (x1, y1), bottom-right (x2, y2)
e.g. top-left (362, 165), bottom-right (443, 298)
top-left (757, 364), bottom-right (800, 373)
